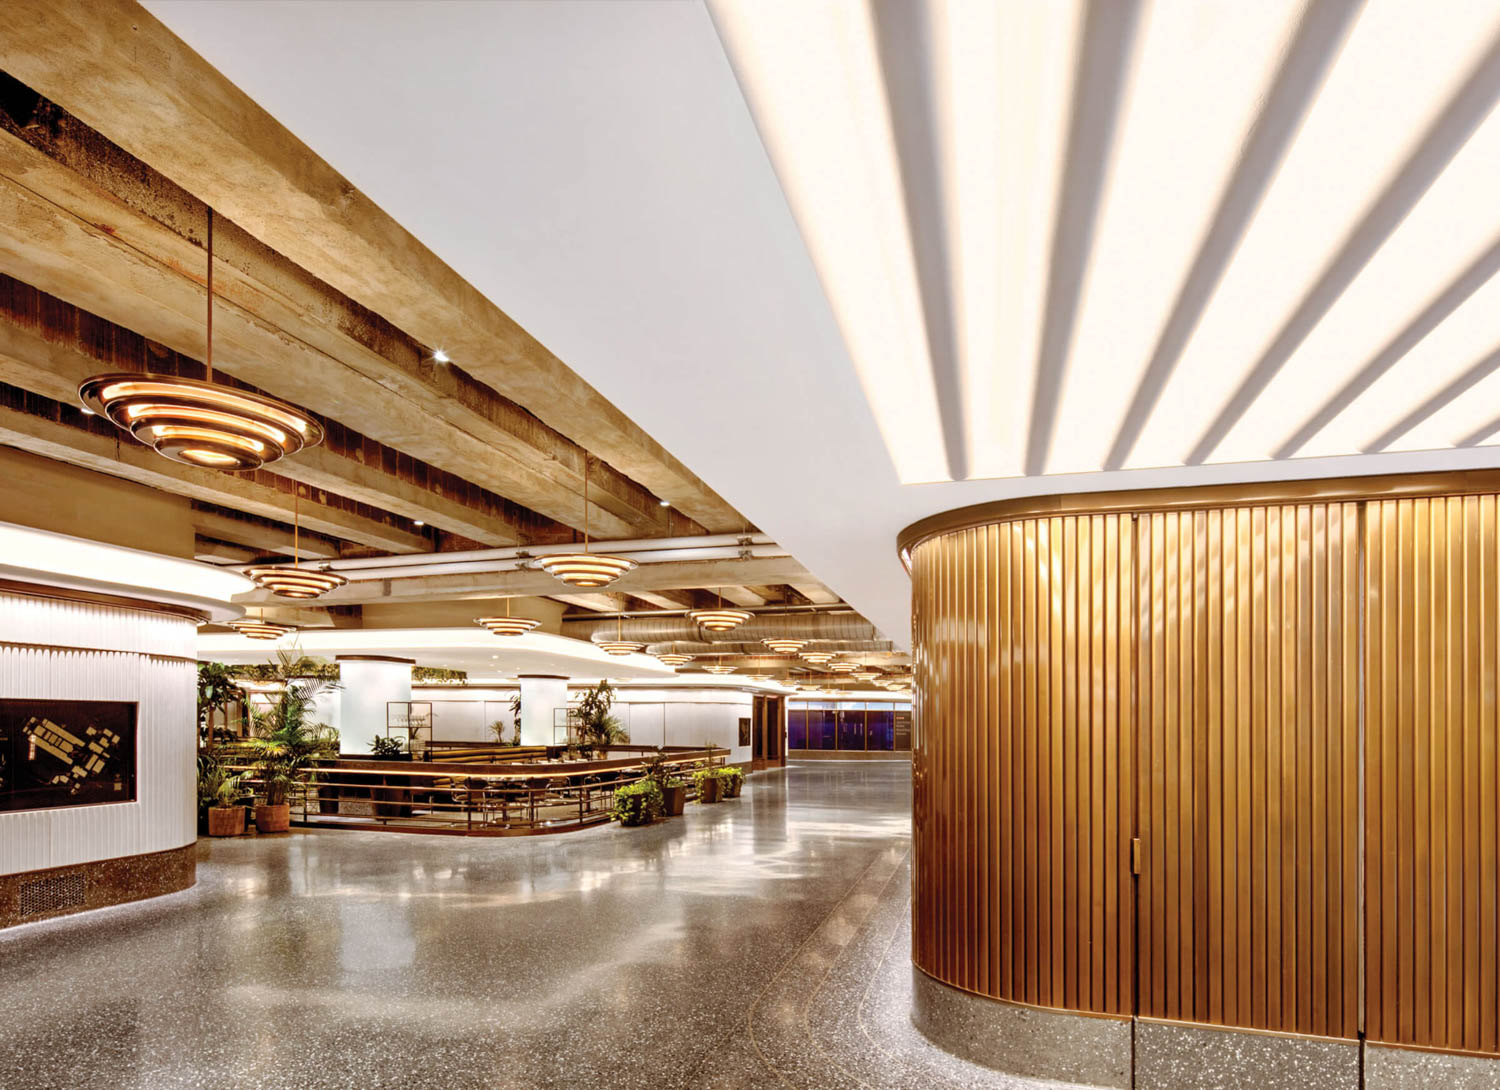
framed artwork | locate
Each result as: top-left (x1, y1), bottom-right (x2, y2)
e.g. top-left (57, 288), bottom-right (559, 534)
top-left (0, 699), bottom-right (137, 812)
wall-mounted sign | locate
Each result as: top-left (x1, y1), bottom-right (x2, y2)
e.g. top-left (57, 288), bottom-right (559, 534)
top-left (0, 699), bottom-right (137, 812)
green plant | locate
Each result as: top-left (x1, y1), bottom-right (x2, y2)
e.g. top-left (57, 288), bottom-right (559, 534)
top-left (717, 766), bottom-right (744, 785)
top-left (370, 735), bottom-right (404, 759)
top-left (640, 747), bottom-right (672, 789)
top-left (690, 766), bottom-right (718, 787)
top-left (412, 665), bottom-right (467, 684)
top-left (197, 661), bottom-right (240, 748)
top-left (197, 752), bottom-right (227, 818)
top-left (239, 650), bottom-right (339, 806)
top-left (214, 771), bottom-right (247, 809)
top-left (610, 779), bottom-right (663, 826)
top-left (575, 680), bottom-right (626, 752)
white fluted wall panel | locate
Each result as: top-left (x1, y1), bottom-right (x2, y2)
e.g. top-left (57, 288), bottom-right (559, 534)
top-left (0, 592), bottom-right (197, 658)
top-left (0, 592), bottom-right (196, 875)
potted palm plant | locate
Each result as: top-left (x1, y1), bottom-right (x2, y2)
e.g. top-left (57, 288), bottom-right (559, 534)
top-left (244, 661), bottom-right (338, 833)
top-left (207, 771), bottom-right (248, 837)
top-left (574, 680), bottom-right (626, 758)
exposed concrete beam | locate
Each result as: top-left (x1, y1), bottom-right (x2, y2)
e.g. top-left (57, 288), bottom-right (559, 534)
top-left (789, 582), bottom-right (842, 605)
top-left (629, 589), bottom-right (699, 611)
top-left (194, 539), bottom-right (264, 565)
top-left (0, 44), bottom-right (742, 531)
top-left (0, 399), bottom-right (428, 553)
top-left (190, 511), bottom-right (339, 562)
top-left (716, 585), bottom-right (769, 607)
top-left (239, 556), bottom-right (820, 608)
top-left (550, 593), bottom-right (630, 613)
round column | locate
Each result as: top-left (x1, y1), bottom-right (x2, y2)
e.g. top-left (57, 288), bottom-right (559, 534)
top-left (518, 675), bottom-right (567, 746)
top-left (336, 656), bottom-right (413, 755)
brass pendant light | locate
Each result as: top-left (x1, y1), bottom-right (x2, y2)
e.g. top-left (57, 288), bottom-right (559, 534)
top-left (688, 587), bottom-right (751, 633)
top-left (244, 489), bottom-right (348, 599)
top-left (761, 637), bottom-right (807, 654)
top-left (703, 653), bottom-right (736, 675)
top-left (827, 661), bottom-right (859, 674)
top-left (537, 457), bottom-right (636, 588)
top-left (800, 650), bottom-right (834, 664)
top-left (596, 615), bottom-right (644, 656)
top-left (655, 653), bottom-right (693, 667)
top-left (228, 615), bottom-right (296, 640)
top-left (477, 598), bottom-right (542, 637)
top-left (79, 209), bottom-right (322, 471)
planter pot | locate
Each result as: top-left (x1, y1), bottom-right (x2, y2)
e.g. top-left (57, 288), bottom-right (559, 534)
top-left (207, 806), bottom-right (246, 837)
top-left (698, 777), bottom-right (722, 804)
top-left (662, 783), bottom-right (687, 816)
top-left (254, 803), bottom-right (291, 834)
top-left (722, 777), bottom-right (743, 799)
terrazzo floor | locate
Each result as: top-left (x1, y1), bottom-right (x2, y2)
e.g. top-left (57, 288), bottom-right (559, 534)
top-left (0, 762), bottom-right (1095, 1090)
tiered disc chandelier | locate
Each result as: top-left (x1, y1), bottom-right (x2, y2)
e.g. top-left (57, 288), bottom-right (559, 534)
top-left (79, 209), bottom-right (322, 471)
top-left (687, 588), bottom-right (751, 633)
top-left (852, 670), bottom-right (881, 682)
top-left (243, 490), bottom-right (348, 600)
top-left (827, 661), bottom-right (859, 674)
top-left (703, 655), bottom-right (737, 675)
top-left (228, 616), bottom-right (296, 640)
top-left (596, 616), bottom-right (644, 656)
top-left (537, 457), bottom-right (636, 588)
top-left (476, 598), bottom-right (541, 637)
top-left (800, 650), bottom-right (834, 664)
top-left (655, 653), bottom-right (693, 667)
top-left (761, 637), bottom-right (807, 654)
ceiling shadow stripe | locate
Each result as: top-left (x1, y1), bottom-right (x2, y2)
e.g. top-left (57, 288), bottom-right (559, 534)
top-left (1102, 0), bottom-right (1360, 472)
top-left (1364, 342), bottom-right (1500, 452)
top-left (1186, 28), bottom-right (1500, 466)
top-left (1457, 413), bottom-right (1500, 448)
top-left (1273, 232), bottom-right (1500, 458)
top-left (1023, 0), bottom-right (1142, 477)
top-left (871, 0), bottom-right (967, 482)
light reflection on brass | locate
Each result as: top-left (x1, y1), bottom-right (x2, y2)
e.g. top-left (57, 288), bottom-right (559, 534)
top-left (910, 477), bottom-right (1500, 1055)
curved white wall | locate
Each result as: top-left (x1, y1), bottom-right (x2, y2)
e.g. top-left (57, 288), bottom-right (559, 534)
top-left (337, 659), bottom-right (412, 755)
top-left (0, 591), bottom-right (197, 875)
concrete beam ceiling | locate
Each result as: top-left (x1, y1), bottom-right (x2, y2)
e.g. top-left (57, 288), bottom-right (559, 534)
top-left (0, 277), bottom-right (565, 547)
top-left (0, 9), bottom-right (745, 532)
top-left (189, 510), bottom-right (340, 562)
top-left (239, 556), bottom-right (822, 609)
top-left (715, 585), bottom-right (768, 608)
top-left (0, 110), bottom-right (669, 541)
top-left (789, 583), bottom-right (843, 605)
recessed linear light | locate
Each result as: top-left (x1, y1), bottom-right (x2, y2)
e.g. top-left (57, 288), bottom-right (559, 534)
top-left (413, 519), bottom-right (425, 527)
top-left (659, 499), bottom-right (671, 507)
top-left (432, 349), bottom-right (451, 364)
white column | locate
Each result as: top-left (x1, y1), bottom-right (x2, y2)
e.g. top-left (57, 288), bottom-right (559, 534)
top-left (337, 657), bottom-right (413, 755)
top-left (519, 675), bottom-right (567, 746)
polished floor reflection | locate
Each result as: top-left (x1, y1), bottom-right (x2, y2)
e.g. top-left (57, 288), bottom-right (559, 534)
top-left (0, 763), bottom-right (1081, 1090)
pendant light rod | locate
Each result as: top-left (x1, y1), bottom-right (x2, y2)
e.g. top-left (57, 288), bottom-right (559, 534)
top-left (205, 208), bottom-right (213, 382)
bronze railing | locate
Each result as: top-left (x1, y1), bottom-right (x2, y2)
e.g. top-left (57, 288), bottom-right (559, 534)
top-left (222, 746), bottom-right (726, 836)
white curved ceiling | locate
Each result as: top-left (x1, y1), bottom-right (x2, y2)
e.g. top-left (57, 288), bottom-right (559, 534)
top-left (144, 0), bottom-right (1500, 646)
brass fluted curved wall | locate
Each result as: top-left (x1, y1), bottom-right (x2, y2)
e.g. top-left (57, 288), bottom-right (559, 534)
top-left (905, 472), bottom-right (1500, 1054)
